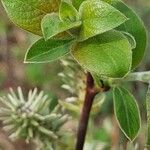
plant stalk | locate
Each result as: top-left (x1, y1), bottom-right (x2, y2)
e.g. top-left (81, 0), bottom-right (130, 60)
top-left (124, 71), bottom-right (150, 83)
top-left (75, 72), bottom-right (109, 150)
top-left (108, 71), bottom-right (150, 85)
top-left (146, 83), bottom-right (150, 147)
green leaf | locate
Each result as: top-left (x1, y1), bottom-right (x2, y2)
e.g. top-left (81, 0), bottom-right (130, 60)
top-left (1, 0), bottom-right (61, 35)
top-left (59, 0), bottom-right (79, 22)
top-left (41, 13), bottom-right (82, 40)
top-left (113, 87), bottom-right (141, 141)
top-left (78, 0), bottom-right (128, 40)
top-left (122, 32), bottom-right (136, 49)
top-left (24, 38), bottom-right (74, 63)
top-left (72, 0), bottom-right (85, 9)
top-left (111, 0), bottom-right (147, 68)
top-left (72, 30), bottom-right (132, 78)
top-left (102, 0), bottom-right (112, 3)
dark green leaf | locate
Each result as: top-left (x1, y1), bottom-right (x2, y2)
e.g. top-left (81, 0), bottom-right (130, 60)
top-left (41, 13), bottom-right (82, 40)
top-left (78, 0), bottom-right (128, 40)
top-left (72, 0), bottom-right (85, 9)
top-left (72, 30), bottom-right (132, 78)
top-left (113, 87), bottom-right (141, 140)
top-left (24, 38), bottom-right (74, 63)
top-left (49, 96), bottom-right (58, 113)
top-left (111, 0), bottom-right (147, 68)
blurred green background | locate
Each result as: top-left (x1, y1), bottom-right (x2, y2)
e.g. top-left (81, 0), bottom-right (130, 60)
top-left (0, 0), bottom-right (150, 150)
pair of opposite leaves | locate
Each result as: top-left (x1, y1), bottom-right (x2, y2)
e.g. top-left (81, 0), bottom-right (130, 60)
top-left (1, 0), bottom-right (147, 78)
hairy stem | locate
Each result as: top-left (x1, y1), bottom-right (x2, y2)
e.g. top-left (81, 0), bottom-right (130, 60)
top-left (146, 84), bottom-right (150, 147)
top-left (108, 71), bottom-right (150, 85)
top-left (124, 71), bottom-right (150, 83)
top-left (75, 72), bottom-right (109, 150)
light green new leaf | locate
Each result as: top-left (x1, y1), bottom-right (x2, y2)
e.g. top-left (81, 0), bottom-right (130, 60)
top-left (41, 13), bottom-right (82, 40)
top-left (113, 87), bottom-right (141, 141)
top-left (72, 30), bottom-right (132, 78)
top-left (1, 0), bottom-right (61, 35)
top-left (111, 0), bottom-right (147, 69)
top-left (59, 0), bottom-right (79, 22)
top-left (79, 0), bottom-right (128, 40)
top-left (24, 38), bottom-right (74, 63)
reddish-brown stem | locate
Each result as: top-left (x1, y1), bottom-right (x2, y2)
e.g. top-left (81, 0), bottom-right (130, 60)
top-left (75, 72), bottom-right (109, 150)
top-left (75, 72), bottom-right (96, 150)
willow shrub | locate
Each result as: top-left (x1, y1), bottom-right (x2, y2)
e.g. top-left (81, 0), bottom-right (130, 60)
top-left (2, 0), bottom-right (149, 148)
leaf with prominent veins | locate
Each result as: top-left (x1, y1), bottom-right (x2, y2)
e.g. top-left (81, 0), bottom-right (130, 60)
top-left (1, 0), bottom-right (61, 35)
top-left (78, 0), bottom-right (128, 40)
top-left (41, 13), bottom-right (82, 40)
top-left (72, 30), bottom-right (132, 78)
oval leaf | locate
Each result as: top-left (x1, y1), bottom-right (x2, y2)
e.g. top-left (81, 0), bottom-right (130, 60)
top-left (24, 38), bottom-right (74, 63)
top-left (78, 0), bottom-right (128, 40)
top-left (1, 0), bottom-right (61, 35)
top-left (72, 30), bottom-right (132, 78)
top-left (111, 0), bottom-right (147, 68)
top-left (41, 13), bottom-right (81, 40)
top-left (113, 87), bottom-right (141, 141)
